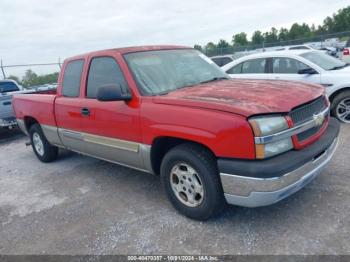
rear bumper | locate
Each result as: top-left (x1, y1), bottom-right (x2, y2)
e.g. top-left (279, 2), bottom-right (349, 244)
top-left (219, 118), bottom-right (340, 207)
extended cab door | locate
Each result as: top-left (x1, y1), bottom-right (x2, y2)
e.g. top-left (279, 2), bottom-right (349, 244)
top-left (79, 55), bottom-right (145, 171)
top-left (55, 59), bottom-right (87, 151)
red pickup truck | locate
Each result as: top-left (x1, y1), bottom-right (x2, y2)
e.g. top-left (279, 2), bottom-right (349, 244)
top-left (13, 46), bottom-right (339, 220)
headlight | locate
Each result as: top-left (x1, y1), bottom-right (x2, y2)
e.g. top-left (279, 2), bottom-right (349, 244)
top-left (249, 116), bottom-right (293, 159)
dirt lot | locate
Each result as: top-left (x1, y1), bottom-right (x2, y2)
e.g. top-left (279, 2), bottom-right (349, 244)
top-left (0, 124), bottom-right (349, 255)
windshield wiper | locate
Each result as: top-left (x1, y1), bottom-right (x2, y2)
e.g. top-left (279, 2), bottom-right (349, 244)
top-left (199, 77), bottom-right (229, 84)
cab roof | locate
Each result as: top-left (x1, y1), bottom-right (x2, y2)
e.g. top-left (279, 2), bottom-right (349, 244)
top-left (65, 45), bottom-right (192, 61)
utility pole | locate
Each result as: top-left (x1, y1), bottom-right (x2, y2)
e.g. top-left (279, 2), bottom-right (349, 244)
top-left (0, 59), bottom-right (6, 79)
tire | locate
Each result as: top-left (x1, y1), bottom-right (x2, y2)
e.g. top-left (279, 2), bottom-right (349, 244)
top-left (160, 143), bottom-right (226, 220)
top-left (29, 124), bottom-right (58, 162)
top-left (331, 91), bottom-right (350, 123)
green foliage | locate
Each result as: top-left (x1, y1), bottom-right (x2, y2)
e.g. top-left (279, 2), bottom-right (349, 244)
top-left (195, 5), bottom-right (350, 53)
top-left (232, 32), bottom-right (248, 46)
top-left (251, 31), bottom-right (264, 45)
top-left (263, 27), bottom-right (278, 43)
top-left (217, 39), bottom-right (230, 49)
top-left (194, 44), bottom-right (203, 52)
top-left (7, 75), bottom-right (21, 84)
top-left (10, 69), bottom-right (59, 89)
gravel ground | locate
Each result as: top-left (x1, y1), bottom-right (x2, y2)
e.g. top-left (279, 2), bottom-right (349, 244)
top-left (0, 124), bottom-right (349, 255)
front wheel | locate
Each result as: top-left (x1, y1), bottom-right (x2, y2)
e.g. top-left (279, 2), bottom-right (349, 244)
top-left (331, 91), bottom-right (350, 123)
top-left (160, 143), bottom-right (226, 220)
top-left (29, 124), bottom-right (58, 162)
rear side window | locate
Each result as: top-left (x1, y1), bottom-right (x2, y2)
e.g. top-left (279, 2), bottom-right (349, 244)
top-left (87, 57), bottom-right (129, 99)
top-left (0, 81), bottom-right (19, 93)
top-left (62, 60), bottom-right (84, 97)
top-left (226, 63), bottom-right (243, 74)
top-left (272, 57), bottom-right (310, 74)
top-left (211, 58), bottom-right (222, 66)
top-left (221, 57), bottom-right (233, 66)
top-left (211, 57), bottom-right (233, 67)
top-left (241, 59), bottom-right (266, 73)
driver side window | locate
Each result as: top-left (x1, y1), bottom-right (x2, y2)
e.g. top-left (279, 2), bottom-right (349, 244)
top-left (87, 57), bottom-right (129, 99)
top-left (272, 57), bottom-right (310, 74)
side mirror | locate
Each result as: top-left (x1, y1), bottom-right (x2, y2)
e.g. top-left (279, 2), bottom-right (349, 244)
top-left (298, 68), bottom-right (317, 75)
top-left (96, 85), bottom-right (131, 102)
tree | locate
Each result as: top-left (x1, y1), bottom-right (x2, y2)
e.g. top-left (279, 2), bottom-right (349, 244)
top-left (278, 27), bottom-right (289, 42)
top-left (201, 5), bottom-right (350, 55)
top-left (22, 69), bottom-right (38, 87)
top-left (232, 32), bottom-right (248, 46)
top-left (288, 23), bottom-right (311, 40)
top-left (217, 39), bottom-right (230, 49)
top-left (7, 75), bottom-right (21, 85)
top-left (194, 44), bottom-right (203, 52)
top-left (21, 70), bottom-right (59, 88)
top-left (263, 27), bottom-right (278, 43)
top-left (204, 42), bottom-right (217, 56)
top-left (251, 31), bottom-right (264, 46)
top-left (323, 6), bottom-right (350, 33)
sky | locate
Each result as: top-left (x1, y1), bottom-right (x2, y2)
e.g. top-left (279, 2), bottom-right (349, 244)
top-left (1, 0), bottom-right (349, 77)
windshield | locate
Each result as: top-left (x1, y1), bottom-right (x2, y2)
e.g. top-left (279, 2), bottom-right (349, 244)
top-left (300, 51), bottom-right (346, 70)
top-left (0, 81), bottom-right (19, 93)
top-left (124, 49), bottom-right (228, 95)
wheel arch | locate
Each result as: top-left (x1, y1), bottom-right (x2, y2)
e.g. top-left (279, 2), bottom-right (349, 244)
top-left (329, 87), bottom-right (350, 104)
top-left (23, 116), bottom-right (40, 133)
top-left (150, 136), bottom-right (216, 175)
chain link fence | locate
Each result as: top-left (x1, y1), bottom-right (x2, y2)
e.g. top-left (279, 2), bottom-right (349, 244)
top-left (203, 31), bottom-right (350, 57)
top-left (0, 59), bottom-right (62, 80)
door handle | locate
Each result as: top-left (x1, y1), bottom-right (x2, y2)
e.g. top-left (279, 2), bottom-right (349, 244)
top-left (81, 107), bottom-right (90, 116)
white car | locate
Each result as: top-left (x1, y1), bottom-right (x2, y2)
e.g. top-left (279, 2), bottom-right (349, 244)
top-left (222, 50), bottom-right (350, 123)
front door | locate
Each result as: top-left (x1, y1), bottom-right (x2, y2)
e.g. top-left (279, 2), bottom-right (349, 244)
top-left (79, 55), bottom-right (145, 170)
top-left (270, 57), bottom-right (321, 84)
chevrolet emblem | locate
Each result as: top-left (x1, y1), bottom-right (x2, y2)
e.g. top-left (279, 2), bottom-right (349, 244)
top-left (313, 112), bottom-right (325, 126)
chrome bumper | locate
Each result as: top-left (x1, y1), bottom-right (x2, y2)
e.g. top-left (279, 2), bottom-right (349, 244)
top-left (221, 138), bottom-right (338, 207)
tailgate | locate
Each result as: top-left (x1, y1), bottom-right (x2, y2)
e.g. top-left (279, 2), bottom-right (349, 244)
top-left (0, 94), bottom-right (15, 125)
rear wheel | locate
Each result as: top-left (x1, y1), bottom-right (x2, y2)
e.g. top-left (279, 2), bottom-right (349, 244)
top-left (331, 91), bottom-right (350, 123)
top-left (160, 143), bottom-right (226, 220)
top-left (29, 124), bottom-right (58, 162)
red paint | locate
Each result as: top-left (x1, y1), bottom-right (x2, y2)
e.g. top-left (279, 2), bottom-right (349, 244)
top-left (12, 46), bottom-right (327, 160)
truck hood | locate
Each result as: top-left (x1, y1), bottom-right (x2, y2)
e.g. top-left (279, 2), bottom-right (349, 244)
top-left (152, 79), bottom-right (324, 117)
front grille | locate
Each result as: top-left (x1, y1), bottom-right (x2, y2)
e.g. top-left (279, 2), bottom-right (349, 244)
top-left (290, 96), bottom-right (326, 125)
top-left (297, 125), bottom-right (323, 141)
top-left (290, 96), bottom-right (327, 142)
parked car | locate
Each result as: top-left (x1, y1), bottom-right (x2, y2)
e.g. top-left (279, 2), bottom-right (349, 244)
top-left (340, 38), bottom-right (350, 63)
top-left (13, 46), bottom-right (339, 220)
top-left (0, 79), bottom-right (22, 128)
top-left (275, 44), bottom-right (338, 57)
top-left (223, 50), bottom-right (350, 123)
top-left (0, 80), bottom-right (58, 129)
top-left (210, 55), bottom-right (235, 66)
top-left (210, 53), bottom-right (250, 66)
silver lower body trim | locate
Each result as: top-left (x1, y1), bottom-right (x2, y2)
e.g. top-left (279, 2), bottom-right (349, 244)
top-left (16, 119), bottom-right (28, 134)
top-left (221, 138), bottom-right (338, 207)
